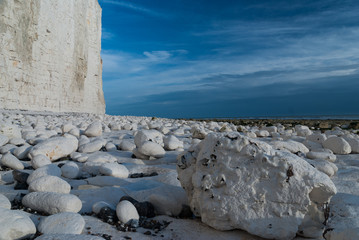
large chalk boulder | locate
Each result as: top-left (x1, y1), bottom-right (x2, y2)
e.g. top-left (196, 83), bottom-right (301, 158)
top-left (22, 192), bottom-right (82, 215)
top-left (177, 132), bottom-right (337, 240)
top-left (29, 135), bottom-right (78, 161)
top-left (0, 208), bottom-right (36, 240)
top-left (323, 136), bottom-right (351, 155)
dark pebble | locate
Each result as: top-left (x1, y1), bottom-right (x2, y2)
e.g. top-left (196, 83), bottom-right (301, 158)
top-left (144, 231), bottom-right (152, 235)
top-left (129, 172), bottom-right (158, 178)
top-left (97, 206), bottom-right (117, 223)
top-left (14, 182), bottom-right (28, 190)
top-left (178, 204), bottom-right (194, 219)
top-left (12, 170), bottom-right (30, 183)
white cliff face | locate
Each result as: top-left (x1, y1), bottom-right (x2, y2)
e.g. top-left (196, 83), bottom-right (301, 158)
top-left (0, 0), bottom-right (105, 114)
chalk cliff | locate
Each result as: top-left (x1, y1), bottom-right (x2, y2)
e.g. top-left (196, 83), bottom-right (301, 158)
top-left (0, 0), bottom-right (105, 114)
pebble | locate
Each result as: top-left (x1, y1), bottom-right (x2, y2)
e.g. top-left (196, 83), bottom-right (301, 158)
top-left (29, 135), bottom-right (79, 161)
top-left (0, 208), bottom-right (36, 239)
top-left (0, 193), bottom-right (11, 209)
top-left (31, 154), bottom-right (52, 169)
top-left (28, 175), bottom-right (71, 193)
top-left (78, 138), bottom-right (106, 153)
top-left (9, 137), bottom-right (25, 146)
top-left (99, 162), bottom-right (129, 178)
top-left (84, 121), bottom-right (103, 137)
top-left (27, 164), bottom-right (62, 184)
top-left (138, 141), bottom-right (166, 158)
top-left (0, 152), bottom-right (24, 170)
top-left (323, 136), bottom-right (352, 154)
top-left (38, 212), bottom-right (85, 234)
top-left (164, 135), bottom-right (183, 150)
top-left (119, 140), bottom-right (136, 151)
top-left (12, 169), bottom-right (30, 183)
top-left (116, 200), bottom-right (140, 224)
top-left (0, 134), bottom-right (9, 146)
top-left (22, 192), bottom-right (82, 214)
top-left (13, 144), bottom-right (32, 159)
top-left (61, 161), bottom-right (80, 179)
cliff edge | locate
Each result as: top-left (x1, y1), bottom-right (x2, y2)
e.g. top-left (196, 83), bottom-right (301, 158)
top-left (0, 0), bottom-right (105, 114)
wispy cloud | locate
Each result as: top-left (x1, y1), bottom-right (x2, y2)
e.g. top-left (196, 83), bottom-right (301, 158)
top-left (101, 28), bottom-right (114, 40)
top-left (100, 0), bottom-right (168, 18)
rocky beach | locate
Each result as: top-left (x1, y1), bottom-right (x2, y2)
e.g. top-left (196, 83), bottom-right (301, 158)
top-left (1, 0), bottom-right (358, 239)
top-left (0, 110), bottom-right (357, 239)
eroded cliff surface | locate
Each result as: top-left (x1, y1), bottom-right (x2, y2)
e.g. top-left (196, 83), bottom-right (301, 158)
top-left (0, 0), bottom-right (105, 114)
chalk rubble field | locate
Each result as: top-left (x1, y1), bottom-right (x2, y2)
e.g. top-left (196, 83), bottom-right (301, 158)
top-left (0, 110), bottom-right (358, 240)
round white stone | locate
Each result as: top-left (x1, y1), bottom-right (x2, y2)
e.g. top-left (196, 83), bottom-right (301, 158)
top-left (119, 140), bottom-right (136, 151)
top-left (84, 121), bottom-right (102, 137)
top-left (22, 192), bottom-right (82, 215)
top-left (323, 136), bottom-right (351, 154)
top-left (31, 154), bottom-right (52, 169)
top-left (27, 164), bottom-right (62, 184)
top-left (0, 193), bottom-right (11, 209)
top-left (99, 163), bottom-right (129, 178)
top-left (0, 152), bottom-right (24, 170)
top-left (164, 135), bottom-right (183, 150)
top-left (29, 175), bottom-right (71, 193)
top-left (116, 200), bottom-right (139, 224)
top-left (61, 161), bottom-right (80, 179)
top-left (0, 208), bottom-right (36, 240)
top-left (38, 212), bottom-right (85, 234)
top-left (138, 141), bottom-right (166, 158)
top-left (29, 136), bottom-right (79, 161)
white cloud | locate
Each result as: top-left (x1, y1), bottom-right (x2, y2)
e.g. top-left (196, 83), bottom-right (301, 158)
top-left (143, 51), bottom-right (172, 61)
top-left (100, 0), bottom-right (167, 18)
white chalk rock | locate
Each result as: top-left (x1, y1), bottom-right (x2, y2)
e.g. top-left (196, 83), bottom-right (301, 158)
top-left (38, 212), bottom-right (85, 234)
top-left (116, 200), bottom-right (139, 224)
top-left (105, 142), bottom-right (117, 151)
top-left (164, 135), bottom-right (183, 150)
top-left (29, 175), bottom-right (71, 194)
top-left (323, 137), bottom-right (351, 154)
top-left (295, 125), bottom-right (313, 136)
top-left (78, 138), bottom-right (106, 153)
top-left (343, 136), bottom-right (359, 153)
top-left (307, 149), bottom-right (336, 162)
top-left (0, 193), bottom-right (11, 209)
top-left (84, 121), bottom-right (103, 137)
top-left (255, 130), bottom-right (270, 137)
top-left (29, 135), bottom-right (79, 161)
top-left (22, 192), bottom-right (82, 215)
top-left (31, 154), bottom-right (52, 169)
top-left (177, 132), bottom-right (337, 240)
top-left (9, 137), bottom-right (26, 146)
top-left (271, 140), bottom-right (309, 154)
top-left (0, 208), bottom-right (36, 240)
top-left (324, 193), bottom-right (359, 240)
top-left (305, 158), bottom-right (338, 177)
top-left (27, 164), bottom-right (62, 184)
top-left (13, 145), bottom-right (32, 159)
top-left (0, 152), bottom-right (24, 170)
top-left (191, 126), bottom-right (208, 139)
top-left (302, 140), bottom-right (323, 151)
top-left (307, 133), bottom-right (327, 144)
top-left (62, 123), bottom-right (76, 133)
top-left (99, 163), bottom-right (129, 178)
top-left (0, 124), bottom-right (22, 139)
top-left (0, 134), bottom-right (9, 146)
top-left (119, 140), bottom-right (136, 151)
top-left (0, 143), bottom-right (16, 154)
top-left (134, 130), bottom-right (163, 147)
top-left (138, 141), bottom-right (166, 158)
top-left (61, 161), bottom-right (80, 179)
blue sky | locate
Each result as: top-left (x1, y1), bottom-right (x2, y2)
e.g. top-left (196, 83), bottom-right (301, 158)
top-left (98, 0), bottom-right (359, 118)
